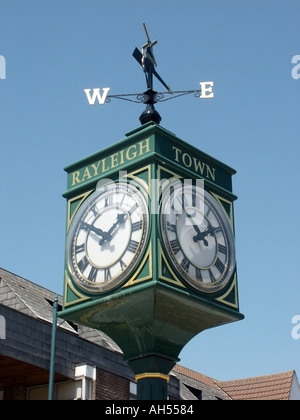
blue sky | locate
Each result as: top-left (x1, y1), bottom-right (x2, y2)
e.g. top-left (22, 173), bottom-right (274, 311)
top-left (1, 0), bottom-right (300, 382)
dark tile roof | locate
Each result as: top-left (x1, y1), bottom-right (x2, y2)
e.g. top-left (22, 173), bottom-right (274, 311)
top-left (0, 267), bottom-right (121, 353)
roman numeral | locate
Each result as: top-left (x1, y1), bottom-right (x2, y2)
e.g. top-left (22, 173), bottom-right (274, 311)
top-left (132, 221), bottom-right (142, 232)
top-left (105, 194), bottom-right (113, 207)
top-left (119, 259), bottom-right (127, 271)
top-left (218, 244), bottom-right (227, 254)
top-left (129, 203), bottom-right (138, 215)
top-left (104, 268), bottom-right (111, 281)
top-left (170, 238), bottom-right (181, 254)
top-left (81, 223), bottom-right (89, 231)
top-left (78, 256), bottom-right (89, 273)
top-left (128, 239), bottom-right (139, 253)
top-left (75, 243), bottom-right (85, 253)
top-left (167, 222), bottom-right (176, 233)
top-left (181, 256), bottom-right (190, 272)
top-left (196, 268), bottom-right (203, 281)
top-left (208, 269), bottom-right (215, 283)
top-left (88, 266), bottom-right (98, 282)
top-left (117, 193), bottom-right (126, 206)
top-left (90, 204), bottom-right (98, 216)
top-left (215, 258), bottom-right (225, 273)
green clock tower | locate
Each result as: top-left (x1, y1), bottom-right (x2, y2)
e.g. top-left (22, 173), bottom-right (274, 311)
top-left (59, 26), bottom-right (244, 400)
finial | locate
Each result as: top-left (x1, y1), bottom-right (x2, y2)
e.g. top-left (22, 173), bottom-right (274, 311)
top-left (132, 23), bottom-right (171, 124)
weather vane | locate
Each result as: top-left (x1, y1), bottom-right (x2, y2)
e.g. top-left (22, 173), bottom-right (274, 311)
top-left (84, 23), bottom-right (214, 125)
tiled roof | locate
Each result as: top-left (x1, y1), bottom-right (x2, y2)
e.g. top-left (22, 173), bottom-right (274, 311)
top-left (173, 364), bottom-right (219, 390)
top-left (0, 267), bottom-right (121, 353)
top-left (218, 370), bottom-right (295, 400)
top-left (172, 364), bottom-right (232, 400)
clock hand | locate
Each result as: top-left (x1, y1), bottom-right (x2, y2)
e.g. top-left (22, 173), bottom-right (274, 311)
top-left (99, 213), bottom-right (127, 246)
top-left (81, 222), bottom-right (112, 241)
top-left (185, 212), bottom-right (209, 246)
top-left (193, 230), bottom-right (209, 246)
top-left (193, 225), bottom-right (218, 246)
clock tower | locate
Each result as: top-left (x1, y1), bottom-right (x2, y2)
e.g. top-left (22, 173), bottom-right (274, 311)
top-left (59, 24), bottom-right (244, 400)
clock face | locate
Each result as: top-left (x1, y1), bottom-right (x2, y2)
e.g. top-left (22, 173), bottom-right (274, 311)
top-left (160, 181), bottom-right (235, 293)
top-left (67, 182), bottom-right (149, 294)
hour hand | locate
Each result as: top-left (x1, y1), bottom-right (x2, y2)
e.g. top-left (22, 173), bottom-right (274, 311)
top-left (193, 225), bottom-right (217, 246)
top-left (81, 222), bottom-right (112, 241)
top-left (192, 228), bottom-right (209, 246)
top-left (186, 213), bottom-right (209, 246)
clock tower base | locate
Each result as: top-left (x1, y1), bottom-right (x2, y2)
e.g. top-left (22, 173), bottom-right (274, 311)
top-left (59, 281), bottom-right (243, 399)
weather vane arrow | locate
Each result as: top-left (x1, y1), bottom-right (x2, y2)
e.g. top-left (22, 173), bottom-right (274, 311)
top-left (84, 23), bottom-right (214, 125)
top-left (132, 23), bottom-right (172, 94)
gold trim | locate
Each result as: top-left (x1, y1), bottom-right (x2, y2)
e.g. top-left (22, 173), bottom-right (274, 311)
top-left (122, 164), bottom-right (151, 196)
top-left (210, 191), bottom-right (234, 228)
top-left (215, 274), bottom-right (239, 309)
top-left (158, 242), bottom-right (186, 288)
top-left (67, 190), bottom-right (94, 231)
top-left (122, 243), bottom-right (153, 288)
top-left (63, 271), bottom-right (91, 307)
top-left (135, 372), bottom-right (170, 382)
top-left (158, 164), bottom-right (182, 181)
top-left (157, 165), bottom-right (182, 197)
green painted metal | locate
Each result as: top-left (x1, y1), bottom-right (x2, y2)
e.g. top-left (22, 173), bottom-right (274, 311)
top-left (48, 295), bottom-right (58, 400)
top-left (136, 377), bottom-right (168, 400)
top-left (60, 122), bottom-right (244, 400)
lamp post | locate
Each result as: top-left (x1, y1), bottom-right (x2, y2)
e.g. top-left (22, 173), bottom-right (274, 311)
top-left (48, 295), bottom-right (58, 400)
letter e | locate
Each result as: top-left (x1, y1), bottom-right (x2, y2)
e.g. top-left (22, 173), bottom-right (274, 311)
top-left (199, 81), bottom-right (214, 98)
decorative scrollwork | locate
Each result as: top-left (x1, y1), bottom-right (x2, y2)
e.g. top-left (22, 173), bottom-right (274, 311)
top-left (104, 89), bottom-right (203, 105)
top-left (156, 90), bottom-right (202, 102)
top-left (105, 93), bottom-right (146, 104)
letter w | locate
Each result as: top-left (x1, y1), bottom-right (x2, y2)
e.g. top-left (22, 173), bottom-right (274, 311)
top-left (84, 87), bottom-right (110, 105)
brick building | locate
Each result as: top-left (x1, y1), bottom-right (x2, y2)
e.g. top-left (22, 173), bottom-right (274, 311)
top-left (0, 267), bottom-right (299, 400)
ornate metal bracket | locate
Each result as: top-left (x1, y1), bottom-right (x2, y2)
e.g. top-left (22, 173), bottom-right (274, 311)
top-left (84, 23), bottom-right (214, 125)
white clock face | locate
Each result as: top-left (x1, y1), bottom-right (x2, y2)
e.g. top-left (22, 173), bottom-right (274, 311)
top-left (67, 182), bottom-right (149, 293)
top-left (160, 182), bottom-right (236, 293)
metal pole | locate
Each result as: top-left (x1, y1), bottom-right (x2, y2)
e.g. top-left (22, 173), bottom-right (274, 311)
top-left (48, 295), bottom-right (58, 400)
top-left (136, 374), bottom-right (169, 400)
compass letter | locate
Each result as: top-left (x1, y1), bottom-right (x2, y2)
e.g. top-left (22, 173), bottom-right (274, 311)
top-left (84, 87), bottom-right (110, 105)
top-left (199, 81), bottom-right (214, 98)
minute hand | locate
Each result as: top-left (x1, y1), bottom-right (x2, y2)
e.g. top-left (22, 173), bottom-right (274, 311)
top-left (99, 213), bottom-right (126, 246)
